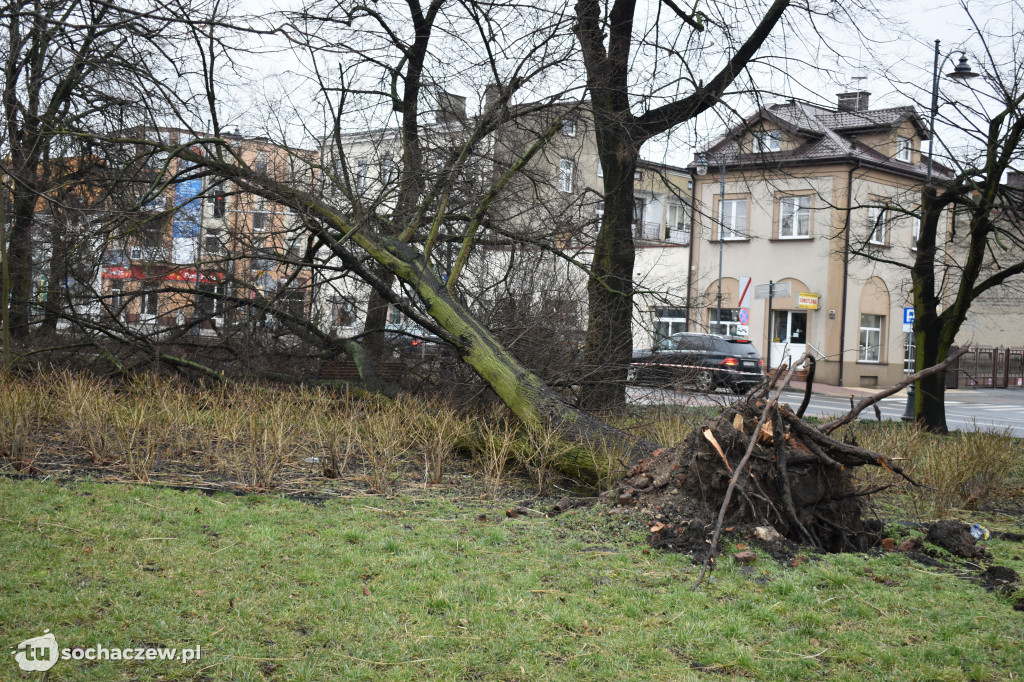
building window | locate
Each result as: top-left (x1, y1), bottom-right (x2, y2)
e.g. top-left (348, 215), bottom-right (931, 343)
top-left (355, 158), bottom-right (369, 190)
top-left (709, 308), bottom-right (740, 336)
top-left (859, 313), bottom-right (883, 362)
top-left (653, 307), bottom-right (687, 344)
top-left (213, 193), bottom-right (227, 218)
top-left (141, 289), bottom-right (158, 322)
top-left (279, 288), bottom-right (306, 320)
top-left (597, 160), bottom-right (603, 178)
top-left (557, 159), bottom-right (574, 193)
top-left (197, 282), bottom-right (226, 320)
top-left (253, 158), bottom-right (268, 175)
top-left (380, 157), bottom-right (398, 185)
top-left (331, 299), bottom-right (357, 328)
top-left (666, 203), bottom-right (690, 244)
top-left (896, 136), bottom-right (913, 162)
top-left (718, 198), bottom-right (747, 240)
top-left (109, 281), bottom-right (126, 319)
top-left (253, 211), bottom-right (268, 232)
top-left (563, 119), bottom-right (576, 137)
top-left (204, 227), bottom-right (225, 254)
top-left (754, 129), bottom-right (782, 152)
top-left (595, 201), bottom-right (604, 217)
top-left (867, 205), bottom-right (889, 245)
top-left (778, 195), bottom-right (811, 238)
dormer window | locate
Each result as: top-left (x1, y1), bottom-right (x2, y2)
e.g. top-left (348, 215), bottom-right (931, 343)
top-left (754, 129), bottom-right (782, 152)
top-left (896, 136), bottom-right (913, 162)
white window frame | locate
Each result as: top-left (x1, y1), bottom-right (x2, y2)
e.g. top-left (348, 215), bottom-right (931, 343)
top-left (896, 136), bottom-right (913, 162)
top-left (755, 130), bottom-right (782, 152)
top-left (595, 201), bottom-right (604, 218)
top-left (666, 203), bottom-right (690, 244)
top-left (563, 119), bottom-right (577, 137)
top-left (355, 158), bottom-right (369, 191)
top-left (709, 308), bottom-right (741, 336)
top-left (140, 289), bottom-right (158, 324)
top-left (867, 205), bottom-right (889, 245)
top-left (718, 198), bottom-right (747, 240)
top-left (597, 160), bottom-right (603, 178)
top-left (859, 314), bottom-right (883, 363)
top-left (380, 157), bottom-right (398, 185)
top-left (557, 158), bottom-right (574, 193)
top-left (911, 215), bottom-right (921, 250)
top-left (778, 196), bottom-right (811, 238)
top-left (653, 307), bottom-right (687, 344)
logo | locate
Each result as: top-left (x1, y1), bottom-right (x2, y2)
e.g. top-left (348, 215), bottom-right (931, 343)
top-left (12, 630), bottom-right (59, 672)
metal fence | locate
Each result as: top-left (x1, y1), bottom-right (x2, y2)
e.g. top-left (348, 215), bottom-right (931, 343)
top-left (944, 345), bottom-right (1024, 389)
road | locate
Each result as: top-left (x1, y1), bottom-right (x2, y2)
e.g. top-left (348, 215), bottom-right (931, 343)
top-left (626, 386), bottom-right (1024, 436)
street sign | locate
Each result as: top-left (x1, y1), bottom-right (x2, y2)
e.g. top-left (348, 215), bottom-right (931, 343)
top-left (738, 276), bottom-right (752, 309)
top-left (736, 325), bottom-right (749, 337)
top-left (903, 306), bottom-right (915, 333)
top-left (753, 281), bottom-right (791, 300)
top-left (738, 308), bottom-right (750, 325)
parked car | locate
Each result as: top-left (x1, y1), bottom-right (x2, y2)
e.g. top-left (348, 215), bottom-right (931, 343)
top-left (629, 333), bottom-right (765, 393)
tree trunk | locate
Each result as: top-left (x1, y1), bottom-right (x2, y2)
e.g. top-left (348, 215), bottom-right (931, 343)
top-left (581, 147), bottom-right (637, 410)
top-left (6, 201), bottom-right (35, 339)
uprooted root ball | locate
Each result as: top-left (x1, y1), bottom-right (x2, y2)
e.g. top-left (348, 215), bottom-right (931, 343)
top-left (609, 398), bottom-right (907, 554)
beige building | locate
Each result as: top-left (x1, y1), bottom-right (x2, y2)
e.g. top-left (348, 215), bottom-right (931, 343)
top-left (688, 92), bottom-right (955, 388)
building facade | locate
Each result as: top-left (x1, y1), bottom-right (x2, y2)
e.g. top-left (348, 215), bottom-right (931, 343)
top-left (688, 92), bottom-right (953, 387)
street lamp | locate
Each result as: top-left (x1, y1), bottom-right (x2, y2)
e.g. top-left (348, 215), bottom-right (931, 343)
top-left (905, 40), bottom-right (978, 421)
top-left (695, 151), bottom-right (727, 335)
top-left (926, 40), bottom-right (979, 185)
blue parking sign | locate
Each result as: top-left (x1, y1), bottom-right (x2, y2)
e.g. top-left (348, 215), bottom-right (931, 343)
top-left (903, 307), bottom-right (915, 325)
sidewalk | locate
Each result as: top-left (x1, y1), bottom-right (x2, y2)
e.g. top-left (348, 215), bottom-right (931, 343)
top-left (783, 379), bottom-right (907, 400)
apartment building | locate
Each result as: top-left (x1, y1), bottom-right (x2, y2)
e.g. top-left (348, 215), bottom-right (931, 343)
top-left (688, 92), bottom-right (956, 387)
top-left (99, 129), bottom-right (316, 335)
top-left (327, 95), bottom-right (694, 351)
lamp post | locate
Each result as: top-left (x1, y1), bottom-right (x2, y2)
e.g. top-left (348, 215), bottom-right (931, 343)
top-left (926, 40), bottom-right (978, 185)
top-left (695, 151), bottom-right (727, 335)
top-left (905, 40), bottom-right (977, 421)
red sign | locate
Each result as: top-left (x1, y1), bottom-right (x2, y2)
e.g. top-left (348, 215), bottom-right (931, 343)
top-left (102, 266), bottom-right (147, 280)
top-left (101, 266), bottom-right (223, 284)
top-left (164, 269), bottom-right (224, 284)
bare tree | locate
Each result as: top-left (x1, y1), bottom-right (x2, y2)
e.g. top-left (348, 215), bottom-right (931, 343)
top-left (903, 6), bottom-right (1024, 432)
top-left (572, 0), bottom-right (795, 409)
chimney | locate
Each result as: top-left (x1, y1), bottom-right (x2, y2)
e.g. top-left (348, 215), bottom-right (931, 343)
top-left (837, 91), bottom-right (871, 112)
top-left (483, 84), bottom-right (501, 113)
top-left (437, 91), bottom-right (467, 122)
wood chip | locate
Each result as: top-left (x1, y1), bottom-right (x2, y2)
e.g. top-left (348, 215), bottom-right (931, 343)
top-left (702, 428), bottom-right (732, 473)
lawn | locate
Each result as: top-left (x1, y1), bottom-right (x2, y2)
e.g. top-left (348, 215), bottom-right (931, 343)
top-left (2, 477), bottom-right (1022, 681)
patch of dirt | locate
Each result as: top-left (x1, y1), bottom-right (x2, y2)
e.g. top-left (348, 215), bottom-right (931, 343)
top-left (979, 565), bottom-right (1020, 595)
top-left (608, 399), bottom-right (890, 556)
top-left (924, 520), bottom-right (984, 559)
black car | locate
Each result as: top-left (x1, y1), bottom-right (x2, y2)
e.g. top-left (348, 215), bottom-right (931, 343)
top-left (630, 333), bottom-right (765, 393)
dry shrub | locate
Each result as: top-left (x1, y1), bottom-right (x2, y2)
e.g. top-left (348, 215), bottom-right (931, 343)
top-left (911, 427), bottom-right (1021, 513)
top-left (358, 397), bottom-right (416, 494)
top-left (516, 423), bottom-right (575, 496)
top-left (0, 376), bottom-right (37, 462)
top-left (475, 415), bottom-right (518, 497)
top-left (854, 421), bottom-right (1022, 514)
top-left (411, 400), bottom-right (471, 485)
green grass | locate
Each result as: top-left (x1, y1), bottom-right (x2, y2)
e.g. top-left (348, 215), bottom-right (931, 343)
top-left (2, 479), bottom-right (1022, 680)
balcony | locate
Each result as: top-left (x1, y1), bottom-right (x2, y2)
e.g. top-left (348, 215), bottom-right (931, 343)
top-left (633, 221), bottom-right (663, 241)
top-left (129, 246), bottom-right (169, 262)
